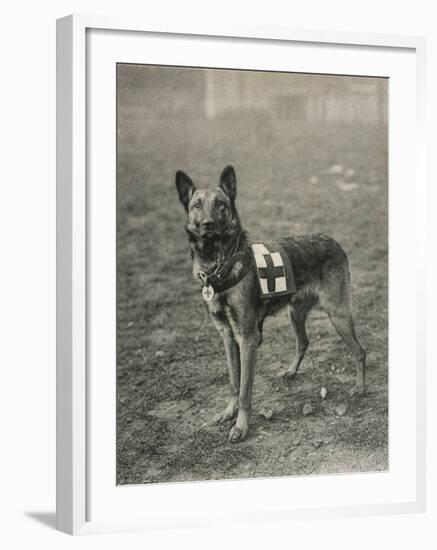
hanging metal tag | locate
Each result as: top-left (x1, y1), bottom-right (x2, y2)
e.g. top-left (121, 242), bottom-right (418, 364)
top-left (202, 284), bottom-right (215, 302)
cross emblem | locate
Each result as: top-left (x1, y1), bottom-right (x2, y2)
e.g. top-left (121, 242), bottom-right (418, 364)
top-left (202, 284), bottom-right (215, 302)
top-left (251, 242), bottom-right (295, 298)
top-left (258, 254), bottom-right (285, 293)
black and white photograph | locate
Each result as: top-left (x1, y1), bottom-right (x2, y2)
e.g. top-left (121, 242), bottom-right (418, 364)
top-left (1, 0), bottom-right (433, 544)
top-left (116, 64), bottom-right (388, 485)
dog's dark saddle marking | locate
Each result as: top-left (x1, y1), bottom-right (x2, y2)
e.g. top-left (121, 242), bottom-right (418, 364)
top-left (252, 242), bottom-right (296, 299)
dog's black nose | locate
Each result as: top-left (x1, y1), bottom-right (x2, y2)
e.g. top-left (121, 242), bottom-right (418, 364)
top-left (202, 221), bottom-right (215, 230)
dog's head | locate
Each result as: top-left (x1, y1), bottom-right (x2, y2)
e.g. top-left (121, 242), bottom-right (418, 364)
top-left (175, 165), bottom-right (240, 242)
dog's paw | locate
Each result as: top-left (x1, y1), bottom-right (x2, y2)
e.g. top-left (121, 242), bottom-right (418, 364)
top-left (211, 409), bottom-right (235, 425)
top-left (211, 412), bottom-right (226, 425)
top-left (229, 422), bottom-right (248, 443)
top-left (277, 368), bottom-right (296, 380)
top-left (211, 398), bottom-right (238, 424)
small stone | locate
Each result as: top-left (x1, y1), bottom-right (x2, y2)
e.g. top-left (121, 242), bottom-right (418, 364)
top-left (155, 350), bottom-right (164, 358)
top-left (320, 387), bottom-right (327, 400)
top-left (335, 404), bottom-right (347, 417)
top-left (309, 176), bottom-right (319, 184)
top-left (326, 164), bottom-right (344, 175)
top-left (335, 181), bottom-right (359, 192)
top-left (302, 403), bottom-right (314, 416)
top-left (312, 440), bottom-right (323, 449)
top-left (259, 408), bottom-right (274, 420)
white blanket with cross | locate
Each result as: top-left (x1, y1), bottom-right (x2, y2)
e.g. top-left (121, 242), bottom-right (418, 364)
top-left (251, 242), bottom-right (296, 299)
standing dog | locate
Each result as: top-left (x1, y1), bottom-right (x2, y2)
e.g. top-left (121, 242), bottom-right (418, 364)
top-left (176, 165), bottom-right (366, 443)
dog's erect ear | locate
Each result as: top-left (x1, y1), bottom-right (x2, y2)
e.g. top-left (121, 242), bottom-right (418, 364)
top-left (175, 170), bottom-right (195, 212)
top-left (219, 165), bottom-right (237, 202)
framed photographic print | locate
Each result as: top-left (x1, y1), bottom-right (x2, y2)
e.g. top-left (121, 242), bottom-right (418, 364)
top-left (56, 15), bottom-right (427, 535)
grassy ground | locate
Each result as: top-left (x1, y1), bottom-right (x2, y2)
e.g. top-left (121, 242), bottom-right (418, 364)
top-left (116, 77), bottom-right (388, 485)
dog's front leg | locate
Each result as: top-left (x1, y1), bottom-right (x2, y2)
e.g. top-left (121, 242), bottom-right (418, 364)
top-left (229, 333), bottom-right (258, 443)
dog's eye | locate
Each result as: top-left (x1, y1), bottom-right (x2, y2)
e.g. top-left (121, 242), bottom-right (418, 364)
top-left (193, 200), bottom-right (201, 209)
top-left (216, 200), bottom-right (226, 209)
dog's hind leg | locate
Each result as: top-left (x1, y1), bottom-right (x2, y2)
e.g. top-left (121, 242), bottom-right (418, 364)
top-left (278, 300), bottom-right (311, 379)
top-left (320, 258), bottom-right (366, 395)
top-left (328, 308), bottom-right (366, 395)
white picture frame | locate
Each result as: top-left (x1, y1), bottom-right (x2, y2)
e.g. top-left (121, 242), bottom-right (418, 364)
top-left (56, 14), bottom-right (427, 535)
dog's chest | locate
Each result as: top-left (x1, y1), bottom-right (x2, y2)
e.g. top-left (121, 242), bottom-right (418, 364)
top-left (206, 293), bottom-right (240, 335)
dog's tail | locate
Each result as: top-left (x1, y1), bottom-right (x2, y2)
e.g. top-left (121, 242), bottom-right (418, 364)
top-left (320, 237), bottom-right (353, 312)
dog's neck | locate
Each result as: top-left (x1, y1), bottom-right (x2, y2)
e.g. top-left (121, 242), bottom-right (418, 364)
top-left (188, 226), bottom-right (249, 278)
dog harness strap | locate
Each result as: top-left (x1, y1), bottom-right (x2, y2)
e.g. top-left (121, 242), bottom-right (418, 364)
top-left (211, 251), bottom-right (247, 281)
top-left (199, 249), bottom-right (254, 294)
top-left (210, 252), bottom-right (254, 292)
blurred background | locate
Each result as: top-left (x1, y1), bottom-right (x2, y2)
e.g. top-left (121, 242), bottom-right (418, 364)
top-left (119, 65), bottom-right (387, 124)
top-left (117, 65), bottom-right (388, 485)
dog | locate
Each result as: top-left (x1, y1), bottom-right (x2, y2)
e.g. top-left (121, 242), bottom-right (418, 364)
top-left (176, 165), bottom-right (366, 443)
